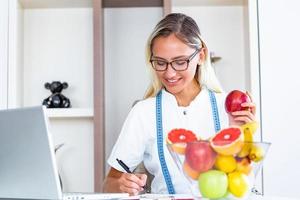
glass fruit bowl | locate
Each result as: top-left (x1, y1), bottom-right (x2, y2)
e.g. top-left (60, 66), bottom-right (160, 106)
top-left (167, 140), bottom-right (270, 200)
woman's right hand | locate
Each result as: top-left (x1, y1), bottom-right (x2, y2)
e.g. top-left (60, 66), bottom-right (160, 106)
top-left (103, 167), bottom-right (147, 196)
top-left (118, 172), bottom-right (147, 195)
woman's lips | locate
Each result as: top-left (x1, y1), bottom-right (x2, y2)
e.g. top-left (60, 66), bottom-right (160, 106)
top-left (164, 78), bottom-right (181, 86)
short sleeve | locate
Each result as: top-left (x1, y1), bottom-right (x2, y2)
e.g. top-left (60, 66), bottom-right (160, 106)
top-left (107, 101), bottom-right (152, 172)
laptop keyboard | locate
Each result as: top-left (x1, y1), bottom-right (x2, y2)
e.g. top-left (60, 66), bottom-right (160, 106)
top-left (63, 192), bottom-right (129, 200)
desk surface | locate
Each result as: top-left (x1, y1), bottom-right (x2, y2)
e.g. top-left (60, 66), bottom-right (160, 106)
top-left (0, 195), bottom-right (299, 200)
top-left (250, 196), bottom-right (298, 200)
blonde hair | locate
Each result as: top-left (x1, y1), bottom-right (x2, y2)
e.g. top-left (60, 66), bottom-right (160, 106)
top-left (144, 13), bottom-right (223, 98)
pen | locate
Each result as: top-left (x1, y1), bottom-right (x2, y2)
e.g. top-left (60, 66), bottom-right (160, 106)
top-left (116, 158), bottom-right (132, 173)
top-left (116, 158), bottom-right (146, 191)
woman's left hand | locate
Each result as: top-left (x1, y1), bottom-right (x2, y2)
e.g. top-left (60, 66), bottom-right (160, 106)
top-left (228, 92), bottom-right (257, 126)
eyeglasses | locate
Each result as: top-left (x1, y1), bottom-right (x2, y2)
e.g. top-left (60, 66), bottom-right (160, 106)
top-left (150, 49), bottom-right (200, 71)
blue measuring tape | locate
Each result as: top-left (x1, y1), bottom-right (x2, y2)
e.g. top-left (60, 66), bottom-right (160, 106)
top-left (208, 89), bottom-right (221, 133)
top-left (156, 90), bottom-right (175, 194)
top-left (156, 89), bottom-right (221, 194)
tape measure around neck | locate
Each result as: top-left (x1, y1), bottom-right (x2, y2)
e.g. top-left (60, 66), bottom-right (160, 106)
top-left (156, 90), bottom-right (175, 194)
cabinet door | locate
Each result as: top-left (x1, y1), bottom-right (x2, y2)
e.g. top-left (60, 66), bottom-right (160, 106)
top-left (259, 0), bottom-right (300, 198)
top-left (0, 0), bottom-right (8, 108)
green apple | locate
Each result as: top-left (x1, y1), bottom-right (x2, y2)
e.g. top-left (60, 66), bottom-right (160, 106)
top-left (198, 170), bottom-right (228, 199)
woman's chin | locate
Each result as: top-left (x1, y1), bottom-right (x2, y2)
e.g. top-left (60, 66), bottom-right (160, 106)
top-left (164, 86), bottom-right (183, 95)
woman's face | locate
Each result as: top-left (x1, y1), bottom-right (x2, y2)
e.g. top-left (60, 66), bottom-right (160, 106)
top-left (151, 34), bottom-right (204, 95)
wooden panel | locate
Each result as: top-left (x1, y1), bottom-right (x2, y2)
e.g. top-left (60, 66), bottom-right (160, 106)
top-left (163, 0), bottom-right (171, 16)
top-left (93, 0), bottom-right (105, 192)
top-left (103, 0), bottom-right (162, 8)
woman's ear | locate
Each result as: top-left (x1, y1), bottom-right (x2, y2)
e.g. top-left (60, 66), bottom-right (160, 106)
top-left (198, 48), bottom-right (206, 65)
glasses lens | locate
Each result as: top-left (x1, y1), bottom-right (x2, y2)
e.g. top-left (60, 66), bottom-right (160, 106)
top-left (171, 60), bottom-right (188, 71)
top-left (152, 60), bottom-right (167, 71)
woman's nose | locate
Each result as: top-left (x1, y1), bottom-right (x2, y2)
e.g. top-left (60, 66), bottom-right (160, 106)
top-left (164, 63), bottom-right (177, 77)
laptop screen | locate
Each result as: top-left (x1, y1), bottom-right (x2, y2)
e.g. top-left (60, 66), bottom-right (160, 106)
top-left (0, 106), bottom-right (62, 199)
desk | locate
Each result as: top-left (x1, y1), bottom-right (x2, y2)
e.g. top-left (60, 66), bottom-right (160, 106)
top-left (249, 196), bottom-right (298, 200)
top-left (0, 195), bottom-right (299, 200)
top-left (121, 194), bottom-right (299, 200)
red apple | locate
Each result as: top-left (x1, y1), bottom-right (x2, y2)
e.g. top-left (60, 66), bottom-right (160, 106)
top-left (225, 90), bottom-right (251, 113)
top-left (185, 141), bottom-right (216, 173)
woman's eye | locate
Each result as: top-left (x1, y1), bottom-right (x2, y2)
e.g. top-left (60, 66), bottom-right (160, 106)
top-left (156, 60), bottom-right (167, 66)
top-left (174, 60), bottom-right (186, 65)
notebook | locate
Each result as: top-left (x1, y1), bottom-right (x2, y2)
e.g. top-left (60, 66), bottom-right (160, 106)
top-left (0, 106), bottom-right (128, 200)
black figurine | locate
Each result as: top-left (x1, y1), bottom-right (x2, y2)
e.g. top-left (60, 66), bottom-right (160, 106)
top-left (43, 81), bottom-right (71, 108)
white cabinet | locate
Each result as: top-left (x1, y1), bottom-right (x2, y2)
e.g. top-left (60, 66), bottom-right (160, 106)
top-left (4, 0), bottom-right (95, 192)
top-left (258, 0), bottom-right (300, 198)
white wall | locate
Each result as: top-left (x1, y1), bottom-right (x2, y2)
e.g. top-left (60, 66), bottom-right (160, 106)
top-left (0, 0), bottom-right (8, 109)
top-left (104, 7), bottom-right (163, 172)
top-left (259, 0), bottom-right (300, 198)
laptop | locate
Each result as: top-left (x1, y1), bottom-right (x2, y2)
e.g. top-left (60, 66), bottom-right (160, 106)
top-left (0, 106), bottom-right (128, 200)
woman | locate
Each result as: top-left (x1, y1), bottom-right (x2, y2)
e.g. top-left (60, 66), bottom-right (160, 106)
top-left (103, 13), bottom-right (256, 195)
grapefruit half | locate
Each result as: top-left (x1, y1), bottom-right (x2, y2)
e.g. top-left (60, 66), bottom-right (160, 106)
top-left (211, 127), bottom-right (244, 156)
top-left (167, 128), bottom-right (197, 154)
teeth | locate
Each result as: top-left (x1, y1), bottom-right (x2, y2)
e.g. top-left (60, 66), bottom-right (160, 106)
top-left (167, 79), bottom-right (178, 83)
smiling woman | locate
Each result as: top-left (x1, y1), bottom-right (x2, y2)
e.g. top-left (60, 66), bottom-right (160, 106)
top-left (103, 13), bottom-right (257, 196)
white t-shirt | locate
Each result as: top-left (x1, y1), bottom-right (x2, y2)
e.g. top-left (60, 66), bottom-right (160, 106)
top-left (107, 88), bottom-right (229, 194)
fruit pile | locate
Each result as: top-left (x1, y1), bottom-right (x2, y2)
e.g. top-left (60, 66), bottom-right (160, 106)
top-left (166, 90), bottom-right (269, 199)
top-left (167, 123), bottom-right (266, 199)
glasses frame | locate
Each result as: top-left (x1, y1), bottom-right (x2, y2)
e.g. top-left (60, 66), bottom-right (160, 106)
top-left (150, 48), bottom-right (201, 72)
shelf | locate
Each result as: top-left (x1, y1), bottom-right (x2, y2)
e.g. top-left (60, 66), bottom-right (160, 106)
top-left (19, 0), bottom-right (93, 9)
top-left (46, 108), bottom-right (93, 118)
top-left (172, 0), bottom-right (245, 6)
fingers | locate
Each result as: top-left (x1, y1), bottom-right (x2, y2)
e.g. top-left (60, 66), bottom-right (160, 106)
top-left (118, 173), bottom-right (147, 196)
top-left (229, 109), bottom-right (256, 126)
top-left (241, 102), bottom-right (256, 116)
top-left (231, 110), bottom-right (255, 120)
top-left (136, 174), bottom-right (147, 186)
top-left (245, 91), bottom-right (257, 115)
